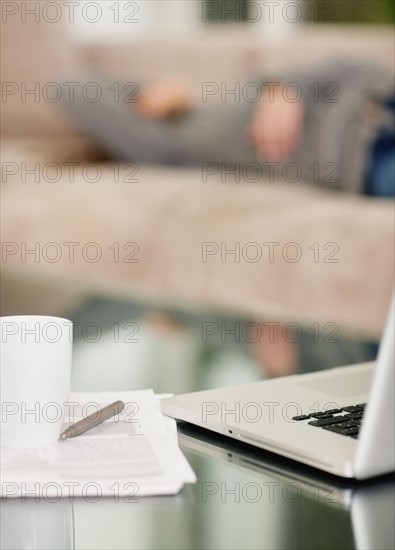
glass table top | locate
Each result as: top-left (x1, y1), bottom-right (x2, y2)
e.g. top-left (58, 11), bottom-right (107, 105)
top-left (1, 298), bottom-right (391, 550)
top-left (2, 421), bottom-right (394, 550)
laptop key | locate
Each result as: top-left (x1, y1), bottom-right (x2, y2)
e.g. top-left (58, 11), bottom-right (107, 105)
top-left (322, 426), bottom-right (344, 434)
top-left (322, 424), bottom-right (359, 435)
top-left (341, 406), bottom-right (359, 413)
top-left (339, 427), bottom-right (359, 436)
top-left (308, 416), bottom-right (348, 427)
top-left (308, 412), bottom-right (328, 418)
top-left (324, 409), bottom-right (342, 415)
top-left (292, 415), bottom-right (310, 421)
top-left (344, 412), bottom-right (364, 419)
top-left (323, 426), bottom-right (359, 436)
top-left (334, 421), bottom-right (358, 429)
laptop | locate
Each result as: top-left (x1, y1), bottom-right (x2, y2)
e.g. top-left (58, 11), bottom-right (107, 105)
top-left (161, 294), bottom-right (394, 479)
top-left (178, 423), bottom-right (395, 550)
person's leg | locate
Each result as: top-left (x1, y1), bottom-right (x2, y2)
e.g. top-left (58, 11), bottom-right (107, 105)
top-left (366, 98), bottom-right (395, 198)
top-left (366, 136), bottom-right (395, 197)
top-left (61, 77), bottom-right (257, 166)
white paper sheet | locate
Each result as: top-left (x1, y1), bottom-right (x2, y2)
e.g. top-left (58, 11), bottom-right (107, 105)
top-left (1, 390), bottom-right (196, 499)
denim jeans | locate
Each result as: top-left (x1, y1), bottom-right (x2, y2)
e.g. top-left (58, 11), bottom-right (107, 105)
top-left (366, 100), bottom-right (395, 198)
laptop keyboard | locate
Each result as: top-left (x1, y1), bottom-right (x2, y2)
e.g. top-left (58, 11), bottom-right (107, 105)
top-left (292, 403), bottom-right (366, 439)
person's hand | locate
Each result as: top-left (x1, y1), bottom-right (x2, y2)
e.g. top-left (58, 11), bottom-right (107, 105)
top-left (245, 84), bottom-right (305, 162)
top-left (135, 80), bottom-right (194, 119)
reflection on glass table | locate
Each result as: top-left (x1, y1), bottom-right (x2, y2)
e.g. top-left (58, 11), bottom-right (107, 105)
top-left (2, 422), bottom-right (393, 550)
top-left (2, 297), bottom-right (388, 550)
top-left (177, 423), bottom-right (395, 550)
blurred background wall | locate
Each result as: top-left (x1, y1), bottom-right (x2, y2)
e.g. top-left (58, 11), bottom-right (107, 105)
top-left (67, 0), bottom-right (395, 44)
top-left (1, 1), bottom-right (394, 393)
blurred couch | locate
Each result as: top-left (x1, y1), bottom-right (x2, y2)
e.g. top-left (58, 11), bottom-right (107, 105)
top-left (1, 10), bottom-right (394, 340)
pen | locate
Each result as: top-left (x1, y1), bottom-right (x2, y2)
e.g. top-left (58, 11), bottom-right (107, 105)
top-left (60, 400), bottom-right (125, 440)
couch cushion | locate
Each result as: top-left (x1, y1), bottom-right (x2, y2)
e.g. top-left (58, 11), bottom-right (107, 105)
top-left (1, 163), bottom-right (393, 338)
top-left (85, 26), bottom-right (394, 85)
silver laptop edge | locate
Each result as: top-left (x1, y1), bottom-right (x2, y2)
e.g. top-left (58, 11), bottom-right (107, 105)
top-left (162, 293), bottom-right (395, 479)
top-left (179, 430), bottom-right (395, 550)
top-left (354, 294), bottom-right (394, 478)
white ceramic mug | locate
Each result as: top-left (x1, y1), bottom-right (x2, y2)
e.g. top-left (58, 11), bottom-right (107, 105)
top-left (0, 316), bottom-right (73, 449)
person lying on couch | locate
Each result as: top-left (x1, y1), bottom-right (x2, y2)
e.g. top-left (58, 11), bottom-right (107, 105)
top-left (63, 60), bottom-right (395, 198)
top-left (62, 61), bottom-right (394, 376)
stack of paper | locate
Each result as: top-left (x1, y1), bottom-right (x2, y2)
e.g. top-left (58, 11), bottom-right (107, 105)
top-left (1, 390), bottom-right (196, 499)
